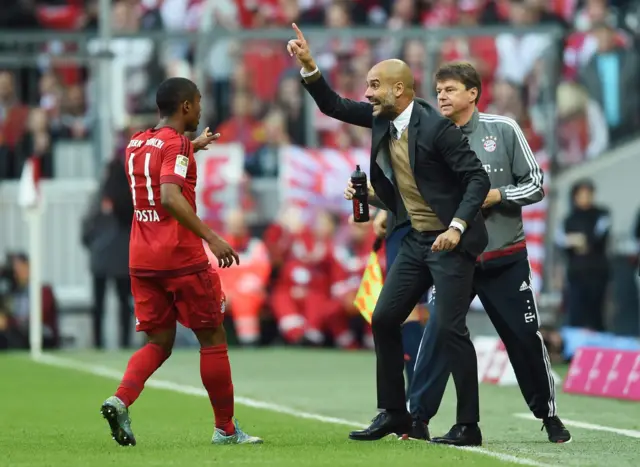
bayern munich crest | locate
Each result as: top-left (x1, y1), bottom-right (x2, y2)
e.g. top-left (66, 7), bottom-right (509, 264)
top-left (482, 135), bottom-right (497, 152)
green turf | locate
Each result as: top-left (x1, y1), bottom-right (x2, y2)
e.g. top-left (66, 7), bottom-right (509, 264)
top-left (1, 348), bottom-right (639, 466)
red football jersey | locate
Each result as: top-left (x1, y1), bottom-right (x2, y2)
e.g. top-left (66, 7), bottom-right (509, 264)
top-left (125, 127), bottom-right (209, 277)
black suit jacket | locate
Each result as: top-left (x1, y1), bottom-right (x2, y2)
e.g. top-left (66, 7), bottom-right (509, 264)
top-left (302, 74), bottom-right (490, 257)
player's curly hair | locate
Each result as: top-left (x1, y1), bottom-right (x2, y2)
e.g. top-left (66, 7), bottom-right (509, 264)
top-left (156, 77), bottom-right (199, 117)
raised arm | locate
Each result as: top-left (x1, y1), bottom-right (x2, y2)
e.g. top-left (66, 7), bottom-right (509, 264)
top-left (287, 23), bottom-right (373, 128)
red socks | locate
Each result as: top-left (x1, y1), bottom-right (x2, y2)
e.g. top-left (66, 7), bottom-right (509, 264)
top-left (114, 342), bottom-right (235, 435)
top-left (200, 344), bottom-right (235, 434)
top-left (115, 343), bottom-right (168, 407)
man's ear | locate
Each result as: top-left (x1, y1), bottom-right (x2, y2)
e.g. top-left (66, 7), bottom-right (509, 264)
top-left (469, 87), bottom-right (478, 104)
top-left (395, 82), bottom-right (404, 97)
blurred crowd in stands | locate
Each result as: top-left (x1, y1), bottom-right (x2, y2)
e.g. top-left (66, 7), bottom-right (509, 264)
top-left (2, 0), bottom-right (640, 349)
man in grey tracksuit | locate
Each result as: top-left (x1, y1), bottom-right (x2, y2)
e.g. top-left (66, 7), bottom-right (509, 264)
top-left (405, 62), bottom-right (572, 444)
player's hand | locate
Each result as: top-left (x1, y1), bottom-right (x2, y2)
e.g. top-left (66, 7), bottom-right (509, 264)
top-left (287, 23), bottom-right (316, 73)
top-left (482, 189), bottom-right (502, 209)
top-left (192, 127), bottom-right (221, 152)
top-left (208, 234), bottom-right (240, 268)
top-left (432, 228), bottom-right (461, 252)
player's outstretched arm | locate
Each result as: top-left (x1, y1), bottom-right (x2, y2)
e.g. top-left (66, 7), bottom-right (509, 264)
top-left (160, 183), bottom-right (239, 268)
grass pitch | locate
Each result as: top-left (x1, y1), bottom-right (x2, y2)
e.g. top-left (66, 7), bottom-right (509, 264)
top-left (1, 348), bottom-right (639, 466)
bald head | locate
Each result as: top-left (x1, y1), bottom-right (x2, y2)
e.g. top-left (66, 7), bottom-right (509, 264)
top-left (374, 59), bottom-right (415, 93)
top-left (365, 59), bottom-right (415, 118)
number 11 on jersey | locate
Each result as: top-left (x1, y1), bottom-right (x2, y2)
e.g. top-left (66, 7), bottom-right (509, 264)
top-left (128, 152), bottom-right (156, 207)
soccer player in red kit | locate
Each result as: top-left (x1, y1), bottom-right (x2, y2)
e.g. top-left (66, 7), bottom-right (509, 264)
top-left (100, 77), bottom-right (262, 446)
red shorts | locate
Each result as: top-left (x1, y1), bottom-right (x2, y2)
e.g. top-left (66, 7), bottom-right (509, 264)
top-left (131, 267), bottom-right (226, 333)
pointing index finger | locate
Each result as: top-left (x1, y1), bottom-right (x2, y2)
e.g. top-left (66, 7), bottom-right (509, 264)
top-left (292, 23), bottom-right (305, 42)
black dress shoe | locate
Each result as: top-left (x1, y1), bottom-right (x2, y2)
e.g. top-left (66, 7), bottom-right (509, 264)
top-left (349, 411), bottom-right (412, 441)
top-left (400, 418), bottom-right (430, 441)
top-left (431, 423), bottom-right (482, 446)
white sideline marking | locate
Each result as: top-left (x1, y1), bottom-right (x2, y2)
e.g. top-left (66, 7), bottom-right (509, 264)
top-left (33, 354), bottom-right (554, 467)
top-left (514, 413), bottom-right (640, 439)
